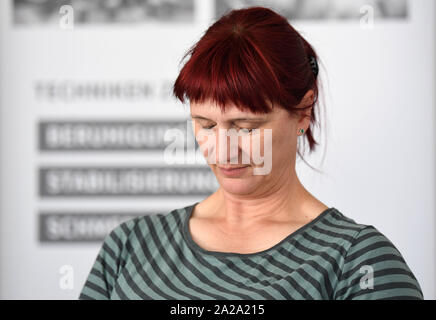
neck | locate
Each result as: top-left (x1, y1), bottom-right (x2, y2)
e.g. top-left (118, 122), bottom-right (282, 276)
top-left (211, 168), bottom-right (310, 235)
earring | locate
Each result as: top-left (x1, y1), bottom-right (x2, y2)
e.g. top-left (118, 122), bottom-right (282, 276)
top-left (298, 128), bottom-right (305, 136)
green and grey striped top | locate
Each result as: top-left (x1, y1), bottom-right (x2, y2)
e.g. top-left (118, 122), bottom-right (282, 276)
top-left (79, 202), bottom-right (424, 300)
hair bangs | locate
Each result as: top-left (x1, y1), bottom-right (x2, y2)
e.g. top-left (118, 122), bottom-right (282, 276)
top-left (173, 30), bottom-right (285, 115)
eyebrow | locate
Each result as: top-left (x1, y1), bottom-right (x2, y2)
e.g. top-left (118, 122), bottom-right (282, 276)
top-left (191, 115), bottom-right (265, 122)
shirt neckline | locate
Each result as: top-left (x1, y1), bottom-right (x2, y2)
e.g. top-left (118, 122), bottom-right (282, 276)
top-left (181, 201), bottom-right (336, 258)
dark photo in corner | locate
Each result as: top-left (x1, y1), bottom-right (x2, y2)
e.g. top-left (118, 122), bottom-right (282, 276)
top-left (13, 0), bottom-right (195, 25)
top-left (216, 0), bottom-right (408, 21)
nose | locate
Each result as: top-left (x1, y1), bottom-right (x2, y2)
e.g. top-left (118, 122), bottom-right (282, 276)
top-left (215, 128), bottom-right (241, 165)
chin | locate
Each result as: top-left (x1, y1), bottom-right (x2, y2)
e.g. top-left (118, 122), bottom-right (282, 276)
top-left (216, 175), bottom-right (260, 195)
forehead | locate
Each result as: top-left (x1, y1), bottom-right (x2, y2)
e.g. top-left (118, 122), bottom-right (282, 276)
top-left (190, 99), bottom-right (276, 121)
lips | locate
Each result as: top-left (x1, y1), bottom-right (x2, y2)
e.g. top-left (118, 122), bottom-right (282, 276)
top-left (217, 165), bottom-right (250, 177)
top-left (217, 165), bottom-right (249, 170)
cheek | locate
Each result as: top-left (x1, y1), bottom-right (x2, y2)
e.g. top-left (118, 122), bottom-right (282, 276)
top-left (193, 122), bottom-right (202, 138)
top-left (275, 132), bottom-right (295, 161)
top-left (263, 128), bottom-right (294, 165)
top-left (238, 131), bottom-right (273, 167)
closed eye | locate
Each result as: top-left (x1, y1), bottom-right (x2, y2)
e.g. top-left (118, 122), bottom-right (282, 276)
top-left (203, 125), bottom-right (215, 130)
top-left (239, 128), bottom-right (256, 134)
top-left (201, 125), bottom-right (257, 134)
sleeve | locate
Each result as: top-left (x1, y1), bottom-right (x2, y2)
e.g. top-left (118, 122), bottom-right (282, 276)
top-left (78, 218), bottom-right (137, 300)
top-left (333, 225), bottom-right (424, 300)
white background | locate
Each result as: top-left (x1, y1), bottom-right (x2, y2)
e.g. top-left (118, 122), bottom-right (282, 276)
top-left (0, 0), bottom-right (434, 299)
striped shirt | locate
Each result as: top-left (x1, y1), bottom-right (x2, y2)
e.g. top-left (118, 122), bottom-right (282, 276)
top-left (79, 202), bottom-right (424, 300)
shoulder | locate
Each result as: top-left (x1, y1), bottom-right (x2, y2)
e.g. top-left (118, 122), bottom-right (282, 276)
top-left (320, 207), bottom-right (411, 251)
top-left (329, 208), bottom-right (424, 299)
top-left (314, 207), bottom-right (373, 244)
top-left (79, 205), bottom-right (191, 299)
top-left (104, 205), bottom-right (188, 249)
top-left (330, 209), bottom-right (412, 266)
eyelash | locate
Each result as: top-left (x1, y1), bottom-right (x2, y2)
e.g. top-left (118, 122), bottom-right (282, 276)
top-left (202, 125), bottom-right (256, 133)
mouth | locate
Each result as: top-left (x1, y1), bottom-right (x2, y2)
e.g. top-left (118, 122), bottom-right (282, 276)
top-left (216, 165), bottom-right (250, 177)
top-left (217, 165), bottom-right (250, 170)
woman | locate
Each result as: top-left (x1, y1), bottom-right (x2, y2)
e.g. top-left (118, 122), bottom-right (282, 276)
top-left (79, 6), bottom-right (423, 300)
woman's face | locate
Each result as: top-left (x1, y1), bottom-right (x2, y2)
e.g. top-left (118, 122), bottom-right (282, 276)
top-left (190, 96), bottom-right (312, 196)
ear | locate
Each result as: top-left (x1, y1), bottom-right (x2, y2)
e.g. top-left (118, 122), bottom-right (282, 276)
top-left (301, 89), bottom-right (315, 109)
top-left (296, 90), bottom-right (314, 122)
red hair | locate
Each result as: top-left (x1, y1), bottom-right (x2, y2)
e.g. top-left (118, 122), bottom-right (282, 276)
top-left (173, 6), bottom-right (325, 170)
